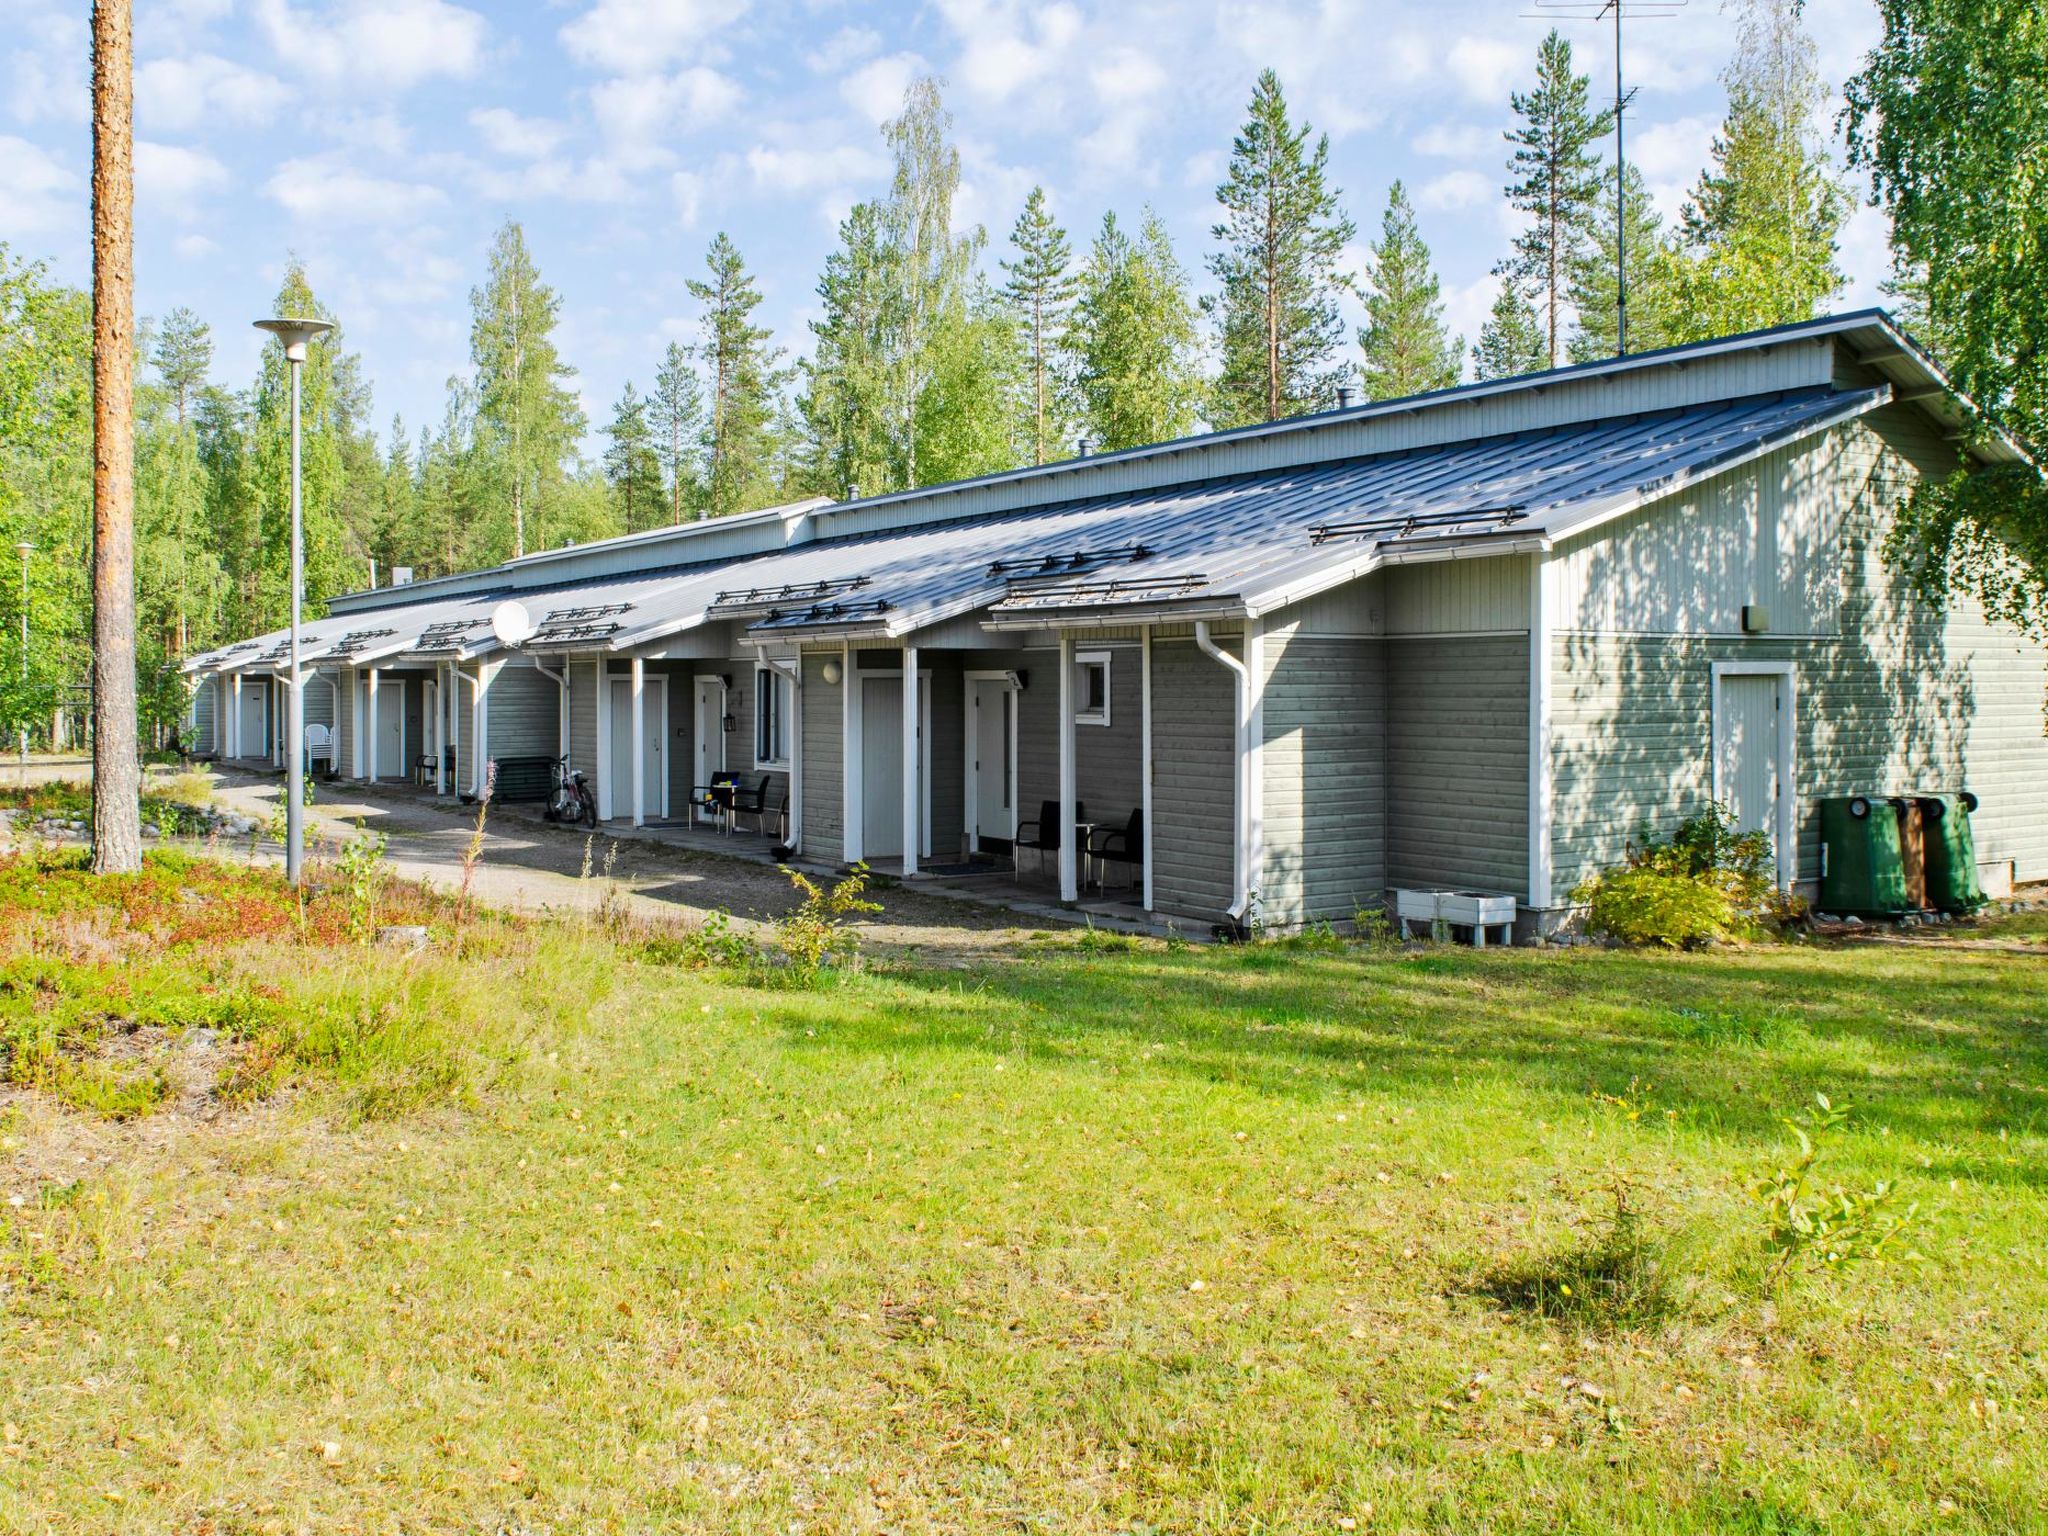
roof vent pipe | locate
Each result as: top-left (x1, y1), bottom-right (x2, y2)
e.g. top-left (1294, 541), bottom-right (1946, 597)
top-left (1076, 436), bottom-right (1093, 458)
top-left (1336, 385), bottom-right (1358, 410)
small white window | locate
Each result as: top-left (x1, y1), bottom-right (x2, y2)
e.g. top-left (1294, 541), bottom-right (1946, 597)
top-left (754, 666), bottom-right (793, 768)
top-left (1074, 651), bottom-right (1111, 726)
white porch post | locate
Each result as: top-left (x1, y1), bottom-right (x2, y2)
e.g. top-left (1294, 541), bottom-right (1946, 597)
top-left (901, 643), bottom-right (919, 877)
top-left (630, 656), bottom-right (646, 828)
top-left (840, 643), bottom-right (860, 864)
top-left (1057, 630), bottom-right (1077, 903)
top-left (595, 661), bottom-right (611, 821)
top-left (474, 662), bottom-right (493, 795)
top-left (1527, 552), bottom-right (1554, 916)
top-left (228, 674), bottom-right (241, 758)
top-left (1141, 626), bottom-right (1154, 912)
top-left (365, 668), bottom-right (380, 781)
top-left (270, 679), bottom-right (282, 767)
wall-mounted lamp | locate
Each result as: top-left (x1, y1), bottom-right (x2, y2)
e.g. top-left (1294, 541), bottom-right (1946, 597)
top-left (720, 673), bottom-right (734, 690)
top-left (722, 713), bottom-right (737, 733)
top-left (1013, 668), bottom-right (1029, 692)
top-left (821, 658), bottom-right (843, 685)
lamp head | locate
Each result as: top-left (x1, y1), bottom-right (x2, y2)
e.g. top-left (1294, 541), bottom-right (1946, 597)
top-left (12, 542), bottom-right (33, 559)
top-left (253, 316), bottom-right (335, 363)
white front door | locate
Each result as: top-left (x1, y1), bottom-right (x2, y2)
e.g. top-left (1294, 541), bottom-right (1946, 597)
top-left (692, 677), bottom-right (725, 823)
top-left (376, 679), bottom-right (406, 780)
top-left (608, 676), bottom-right (668, 820)
top-left (1715, 670), bottom-right (1786, 882)
top-left (969, 678), bottom-right (1015, 851)
top-left (238, 683), bottom-right (265, 761)
top-left (862, 675), bottom-right (904, 859)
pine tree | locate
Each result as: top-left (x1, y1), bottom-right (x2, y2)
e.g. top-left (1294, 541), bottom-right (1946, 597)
top-left (1501, 31), bottom-right (1611, 367)
top-left (688, 233), bottom-right (787, 518)
top-left (1208, 69), bottom-right (1358, 426)
top-left (1000, 185), bottom-right (1076, 464)
top-left (470, 221), bottom-right (584, 558)
top-left (1568, 161), bottom-right (1680, 361)
top-left (1671, 0), bottom-right (1847, 340)
top-left (1471, 280), bottom-right (1549, 381)
top-left (651, 341), bottom-right (705, 523)
top-left (602, 382), bottom-right (662, 533)
top-left (1358, 181), bottom-right (1461, 401)
top-left (376, 415), bottom-right (420, 576)
top-left (1069, 210), bottom-right (1202, 452)
top-left (801, 200), bottom-right (902, 501)
top-left (151, 306), bottom-right (211, 427)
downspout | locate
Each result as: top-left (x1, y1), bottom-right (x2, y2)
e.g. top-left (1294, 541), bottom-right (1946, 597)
top-left (1194, 621), bottom-right (1254, 931)
top-left (749, 642), bottom-right (802, 852)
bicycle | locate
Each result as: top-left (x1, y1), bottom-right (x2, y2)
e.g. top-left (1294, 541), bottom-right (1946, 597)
top-left (544, 756), bottom-right (599, 829)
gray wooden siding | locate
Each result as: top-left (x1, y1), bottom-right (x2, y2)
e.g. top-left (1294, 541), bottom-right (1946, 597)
top-left (489, 660), bottom-right (560, 764)
top-left (925, 663), bottom-right (965, 859)
top-left (1150, 637), bottom-right (1237, 924)
top-left (1548, 411), bottom-right (2048, 897)
top-left (1386, 635), bottom-right (1529, 895)
top-left (567, 660), bottom-right (599, 785)
top-left (191, 681), bottom-right (216, 755)
top-left (1383, 557), bottom-right (1530, 635)
top-left (801, 651), bottom-right (844, 863)
top-left (1261, 633), bottom-right (1387, 926)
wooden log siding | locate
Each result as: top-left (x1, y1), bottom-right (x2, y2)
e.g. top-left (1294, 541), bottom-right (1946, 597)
top-left (1385, 635), bottom-right (1530, 897)
top-left (801, 651), bottom-right (844, 864)
top-left (1259, 633), bottom-right (1388, 927)
top-left (1149, 637), bottom-right (1238, 923)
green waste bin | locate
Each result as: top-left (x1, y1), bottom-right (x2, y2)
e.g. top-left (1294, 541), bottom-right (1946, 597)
top-left (1818, 795), bottom-right (1910, 917)
top-left (1916, 792), bottom-right (1985, 913)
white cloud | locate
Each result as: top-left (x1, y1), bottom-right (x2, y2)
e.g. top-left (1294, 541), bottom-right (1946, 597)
top-left (1076, 47), bottom-right (1169, 174)
top-left (1413, 121), bottom-right (1495, 160)
top-left (743, 141), bottom-right (888, 195)
top-left (1440, 272), bottom-right (1496, 362)
top-left (805, 25), bottom-right (879, 75)
top-left (264, 156), bottom-right (447, 226)
top-left (137, 54), bottom-right (288, 133)
top-left (940, 0), bottom-right (1084, 106)
top-left (1182, 148), bottom-right (1224, 191)
top-left (1445, 36), bottom-right (1523, 104)
top-left (1837, 201), bottom-right (1893, 308)
top-left (839, 53), bottom-right (924, 126)
top-left (174, 232), bottom-right (220, 260)
top-left (671, 169), bottom-right (705, 227)
top-left (1417, 169), bottom-right (1492, 212)
top-left (6, 7), bottom-right (86, 125)
top-left (0, 135), bottom-right (78, 238)
top-left (559, 0), bottom-right (751, 77)
top-left (253, 0), bottom-right (489, 92)
top-left (591, 67), bottom-right (742, 167)
top-left (136, 141), bottom-right (230, 219)
top-left (1630, 113), bottom-right (1718, 222)
top-left (471, 106), bottom-right (569, 159)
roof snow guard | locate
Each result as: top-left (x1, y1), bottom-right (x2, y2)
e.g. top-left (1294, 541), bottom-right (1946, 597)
top-left (1309, 504), bottom-right (1527, 545)
top-left (529, 602), bottom-right (633, 646)
top-left (413, 617), bottom-right (492, 654)
top-left (325, 628), bottom-right (397, 658)
top-left (991, 573), bottom-right (1212, 612)
top-left (749, 597), bottom-right (894, 630)
top-left (706, 575), bottom-right (871, 617)
top-left (988, 544), bottom-right (1153, 580)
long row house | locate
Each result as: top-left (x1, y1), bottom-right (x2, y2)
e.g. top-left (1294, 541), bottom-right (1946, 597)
top-left (183, 314), bottom-right (2048, 937)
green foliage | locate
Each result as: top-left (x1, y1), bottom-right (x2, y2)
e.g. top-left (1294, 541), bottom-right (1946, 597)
top-left (1669, 0), bottom-right (1848, 339)
top-left (601, 381), bottom-right (663, 532)
top-left (1575, 802), bottom-right (1781, 947)
top-left (335, 821), bottom-right (391, 944)
top-left (1068, 210), bottom-right (1202, 452)
top-left (767, 863), bottom-right (882, 983)
top-left (1569, 162), bottom-right (1684, 361)
top-left (1481, 1176), bottom-right (1674, 1330)
top-left (690, 233), bottom-right (790, 517)
top-left (1357, 181), bottom-right (1461, 401)
top-left (1207, 69), bottom-right (1358, 425)
top-left (1753, 1093), bottom-right (1919, 1279)
top-left (1500, 30), bottom-right (1612, 367)
top-left (1471, 278), bottom-right (1548, 382)
top-left (1000, 185), bottom-right (1077, 465)
top-left (650, 341), bottom-right (705, 524)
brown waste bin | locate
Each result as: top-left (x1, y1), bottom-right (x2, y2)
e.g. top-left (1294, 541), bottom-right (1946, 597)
top-left (1892, 797), bottom-right (1929, 910)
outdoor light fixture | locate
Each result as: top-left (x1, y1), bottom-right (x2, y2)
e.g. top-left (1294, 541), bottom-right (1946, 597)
top-left (252, 316), bottom-right (334, 887)
top-left (821, 658), bottom-right (842, 685)
top-left (722, 713), bottom-right (737, 734)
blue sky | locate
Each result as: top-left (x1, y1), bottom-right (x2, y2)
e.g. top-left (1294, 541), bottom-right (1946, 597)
top-left (2, 0), bottom-right (1891, 454)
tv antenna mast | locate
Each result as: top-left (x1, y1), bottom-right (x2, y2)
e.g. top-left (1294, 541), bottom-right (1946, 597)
top-left (1526, 0), bottom-right (1689, 358)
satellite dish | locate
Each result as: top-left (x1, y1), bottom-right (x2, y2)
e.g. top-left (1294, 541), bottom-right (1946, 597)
top-left (490, 600), bottom-right (536, 647)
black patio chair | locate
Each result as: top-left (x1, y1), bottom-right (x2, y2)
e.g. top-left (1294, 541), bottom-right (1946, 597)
top-left (1015, 798), bottom-right (1082, 876)
top-left (1089, 808), bottom-right (1144, 891)
top-left (692, 771), bottom-right (740, 827)
top-left (729, 774), bottom-right (776, 834)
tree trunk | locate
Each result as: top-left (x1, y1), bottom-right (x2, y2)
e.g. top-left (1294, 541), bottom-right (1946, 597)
top-left (90, 0), bottom-right (142, 874)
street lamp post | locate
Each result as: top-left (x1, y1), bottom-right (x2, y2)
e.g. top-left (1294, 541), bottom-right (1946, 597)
top-left (252, 317), bottom-right (333, 885)
top-left (13, 541), bottom-right (32, 784)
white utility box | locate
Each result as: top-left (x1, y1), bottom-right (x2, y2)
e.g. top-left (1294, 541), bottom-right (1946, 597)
top-left (1393, 888), bottom-right (1519, 948)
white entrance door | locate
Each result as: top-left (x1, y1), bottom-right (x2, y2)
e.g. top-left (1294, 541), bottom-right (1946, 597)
top-left (1715, 670), bottom-right (1787, 882)
top-left (692, 677), bottom-right (725, 824)
top-left (862, 675), bottom-right (905, 859)
top-left (969, 678), bottom-right (1015, 850)
top-left (608, 676), bottom-right (668, 819)
top-left (376, 679), bottom-right (406, 780)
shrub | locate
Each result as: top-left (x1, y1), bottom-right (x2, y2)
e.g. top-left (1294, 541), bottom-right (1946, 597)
top-left (1574, 802), bottom-right (1788, 948)
top-left (1753, 1093), bottom-right (1919, 1280)
top-left (766, 863), bottom-right (881, 983)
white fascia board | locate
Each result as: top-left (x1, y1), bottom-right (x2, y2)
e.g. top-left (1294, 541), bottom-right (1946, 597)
top-left (979, 598), bottom-right (1251, 634)
top-left (1541, 387), bottom-right (1893, 547)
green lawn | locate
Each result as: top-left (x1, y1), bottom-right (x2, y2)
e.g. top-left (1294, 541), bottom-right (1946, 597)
top-left (2, 854), bottom-right (2044, 1532)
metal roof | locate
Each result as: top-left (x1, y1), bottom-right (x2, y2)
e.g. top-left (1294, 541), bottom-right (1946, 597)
top-left (180, 382), bottom-right (1894, 676)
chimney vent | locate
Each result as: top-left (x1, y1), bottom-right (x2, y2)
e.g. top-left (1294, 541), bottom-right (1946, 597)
top-left (1076, 436), bottom-right (1093, 458)
top-left (1336, 385), bottom-right (1358, 410)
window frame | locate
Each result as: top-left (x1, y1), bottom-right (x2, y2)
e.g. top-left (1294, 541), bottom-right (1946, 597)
top-left (753, 665), bottom-right (793, 769)
top-left (1073, 650), bottom-right (1112, 727)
